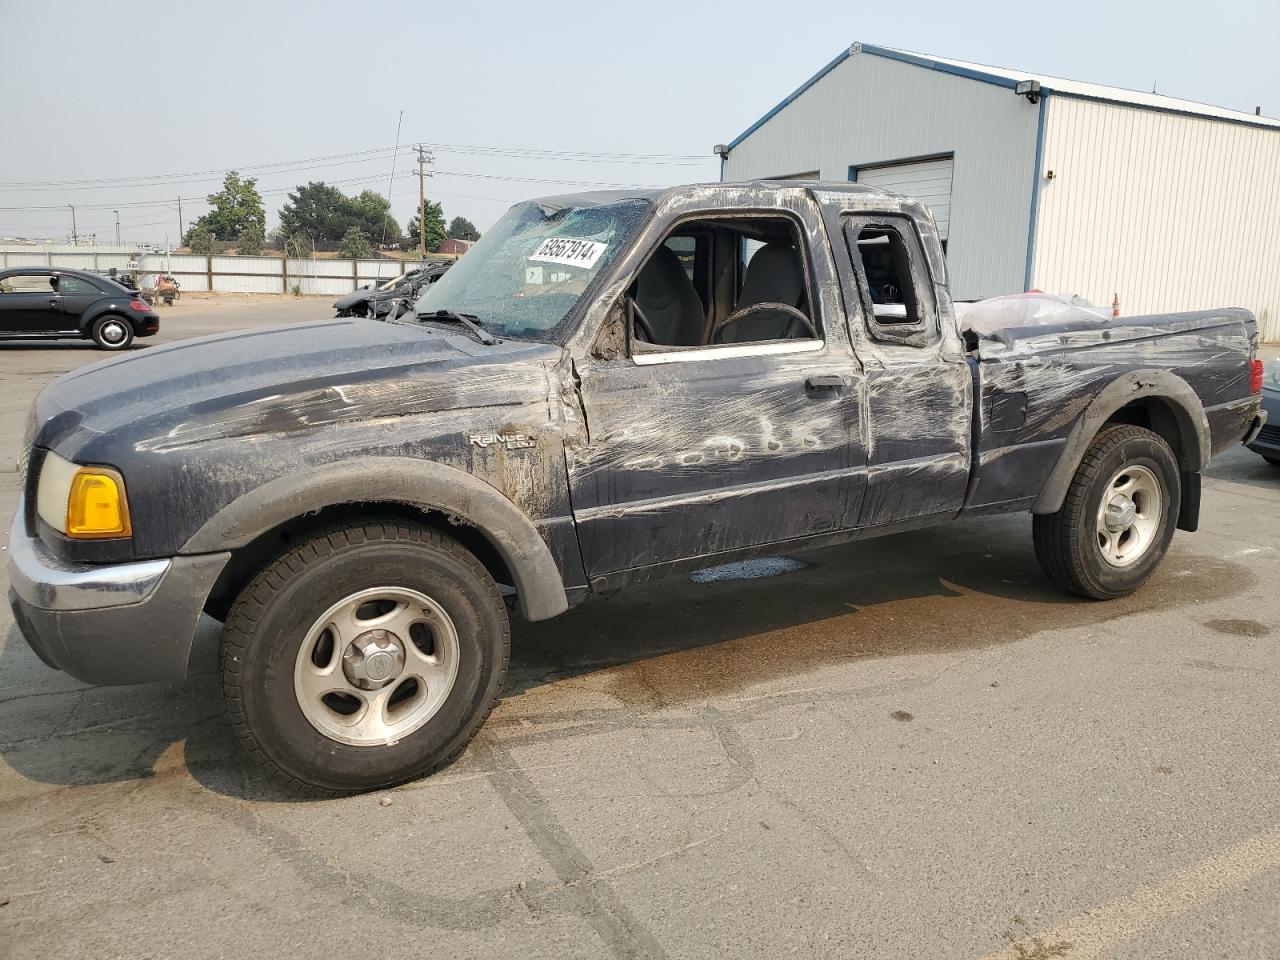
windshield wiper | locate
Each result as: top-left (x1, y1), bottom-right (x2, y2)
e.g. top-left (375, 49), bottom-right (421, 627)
top-left (416, 309), bottom-right (498, 345)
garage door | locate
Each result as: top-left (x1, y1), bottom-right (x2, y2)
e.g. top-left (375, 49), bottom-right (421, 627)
top-left (855, 156), bottom-right (953, 241)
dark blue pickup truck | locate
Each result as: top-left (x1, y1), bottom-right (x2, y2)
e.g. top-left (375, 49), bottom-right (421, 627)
top-left (9, 182), bottom-right (1266, 794)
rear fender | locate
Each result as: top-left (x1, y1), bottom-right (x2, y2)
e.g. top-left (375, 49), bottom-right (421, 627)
top-left (1032, 370), bottom-right (1209, 515)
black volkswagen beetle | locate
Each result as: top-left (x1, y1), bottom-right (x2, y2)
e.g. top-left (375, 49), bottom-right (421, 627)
top-left (0, 267), bottom-right (159, 350)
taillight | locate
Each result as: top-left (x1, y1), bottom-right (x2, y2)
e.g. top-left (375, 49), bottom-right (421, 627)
top-left (1250, 359), bottom-right (1263, 394)
top-left (129, 300), bottom-right (149, 312)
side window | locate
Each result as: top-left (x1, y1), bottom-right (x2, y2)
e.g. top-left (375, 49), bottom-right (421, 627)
top-left (1, 274), bottom-right (56, 294)
top-left (627, 216), bottom-right (817, 353)
top-left (842, 217), bottom-right (936, 344)
top-left (56, 276), bottom-right (97, 295)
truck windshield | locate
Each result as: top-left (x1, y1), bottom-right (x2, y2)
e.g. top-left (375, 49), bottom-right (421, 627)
top-left (411, 198), bottom-right (651, 342)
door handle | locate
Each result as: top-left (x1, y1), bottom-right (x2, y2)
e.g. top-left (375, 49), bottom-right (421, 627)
top-left (805, 375), bottom-right (844, 392)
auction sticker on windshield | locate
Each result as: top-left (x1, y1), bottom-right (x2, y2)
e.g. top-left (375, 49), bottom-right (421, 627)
top-left (529, 237), bottom-right (607, 270)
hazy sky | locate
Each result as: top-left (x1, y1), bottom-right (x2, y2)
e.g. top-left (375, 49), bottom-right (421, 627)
top-left (2, 0), bottom-right (1276, 244)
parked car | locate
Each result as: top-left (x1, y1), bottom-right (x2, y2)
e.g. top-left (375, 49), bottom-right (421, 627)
top-left (1246, 359), bottom-right (1280, 465)
top-left (9, 181), bottom-right (1264, 794)
top-left (0, 267), bottom-right (159, 350)
top-left (332, 261), bottom-right (450, 319)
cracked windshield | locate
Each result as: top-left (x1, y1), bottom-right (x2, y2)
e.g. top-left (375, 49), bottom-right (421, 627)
top-left (411, 198), bottom-right (651, 341)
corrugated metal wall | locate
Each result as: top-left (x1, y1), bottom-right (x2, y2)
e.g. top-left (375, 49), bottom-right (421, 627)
top-left (0, 250), bottom-right (406, 296)
top-left (722, 50), bottom-right (1041, 299)
top-left (1032, 97), bottom-right (1280, 341)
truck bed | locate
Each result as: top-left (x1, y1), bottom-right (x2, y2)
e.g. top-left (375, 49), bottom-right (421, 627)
top-left (964, 307), bottom-right (1258, 513)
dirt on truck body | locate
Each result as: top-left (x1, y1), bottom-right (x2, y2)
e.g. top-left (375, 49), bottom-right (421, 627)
top-left (9, 181), bottom-right (1266, 793)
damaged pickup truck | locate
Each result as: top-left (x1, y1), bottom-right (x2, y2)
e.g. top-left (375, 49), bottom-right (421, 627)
top-left (9, 182), bottom-right (1266, 794)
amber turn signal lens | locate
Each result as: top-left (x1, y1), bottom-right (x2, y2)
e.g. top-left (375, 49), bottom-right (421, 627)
top-left (66, 469), bottom-right (131, 538)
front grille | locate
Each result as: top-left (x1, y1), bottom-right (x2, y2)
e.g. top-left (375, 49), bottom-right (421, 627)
top-left (1256, 424), bottom-right (1280, 445)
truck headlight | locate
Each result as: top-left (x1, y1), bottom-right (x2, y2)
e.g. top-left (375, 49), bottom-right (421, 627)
top-left (36, 451), bottom-right (132, 539)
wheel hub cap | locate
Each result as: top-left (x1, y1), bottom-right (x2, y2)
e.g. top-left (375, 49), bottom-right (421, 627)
top-left (1104, 495), bottom-right (1137, 532)
top-left (293, 586), bottom-right (461, 747)
top-left (1095, 465), bottom-right (1162, 568)
top-left (342, 629), bottom-right (405, 689)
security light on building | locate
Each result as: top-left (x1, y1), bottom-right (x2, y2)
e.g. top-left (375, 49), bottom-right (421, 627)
top-left (719, 43), bottom-right (1280, 340)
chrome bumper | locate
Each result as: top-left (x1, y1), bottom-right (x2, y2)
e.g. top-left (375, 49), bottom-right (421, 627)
top-left (7, 502), bottom-right (231, 685)
top-left (8, 505), bottom-right (171, 611)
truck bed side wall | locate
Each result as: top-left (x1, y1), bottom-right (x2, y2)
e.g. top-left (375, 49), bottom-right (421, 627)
top-left (966, 309), bottom-right (1257, 512)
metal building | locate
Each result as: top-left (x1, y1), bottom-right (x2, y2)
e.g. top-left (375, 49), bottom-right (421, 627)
top-left (719, 43), bottom-right (1280, 340)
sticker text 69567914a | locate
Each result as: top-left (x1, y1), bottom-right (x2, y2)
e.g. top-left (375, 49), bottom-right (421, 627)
top-left (528, 237), bottom-right (607, 270)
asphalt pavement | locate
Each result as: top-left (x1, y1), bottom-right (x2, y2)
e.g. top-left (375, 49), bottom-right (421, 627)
top-left (0, 298), bottom-right (1277, 959)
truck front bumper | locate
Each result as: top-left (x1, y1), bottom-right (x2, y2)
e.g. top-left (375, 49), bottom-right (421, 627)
top-left (7, 505), bottom-right (230, 685)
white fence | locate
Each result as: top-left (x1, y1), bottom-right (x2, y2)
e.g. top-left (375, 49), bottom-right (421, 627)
top-left (0, 248), bottom-right (409, 296)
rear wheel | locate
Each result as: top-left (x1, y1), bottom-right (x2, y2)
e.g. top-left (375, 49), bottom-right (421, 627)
top-left (91, 315), bottom-right (133, 350)
top-left (221, 522), bottom-right (510, 795)
top-left (1033, 424), bottom-right (1180, 599)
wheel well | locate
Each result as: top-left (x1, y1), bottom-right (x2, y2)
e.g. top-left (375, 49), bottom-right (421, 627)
top-left (203, 501), bottom-right (516, 621)
top-left (1103, 397), bottom-right (1192, 469)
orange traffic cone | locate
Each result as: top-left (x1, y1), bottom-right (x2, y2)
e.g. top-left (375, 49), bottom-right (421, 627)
top-left (1111, 293), bottom-right (1120, 318)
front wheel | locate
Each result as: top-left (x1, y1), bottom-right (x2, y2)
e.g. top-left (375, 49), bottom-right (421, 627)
top-left (1033, 424), bottom-right (1180, 600)
top-left (221, 522), bottom-right (510, 795)
top-left (91, 315), bottom-right (134, 350)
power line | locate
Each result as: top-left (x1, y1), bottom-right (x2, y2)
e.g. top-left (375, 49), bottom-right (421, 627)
top-left (0, 146), bottom-right (398, 190)
top-left (0, 142), bottom-right (713, 193)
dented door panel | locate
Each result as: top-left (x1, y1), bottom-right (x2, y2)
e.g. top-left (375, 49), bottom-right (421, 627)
top-left (568, 347), bottom-right (864, 574)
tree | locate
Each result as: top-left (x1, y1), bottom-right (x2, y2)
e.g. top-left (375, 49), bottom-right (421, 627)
top-left (279, 181), bottom-right (348, 242)
top-left (237, 223), bottom-right (265, 256)
top-left (349, 190), bottom-right (402, 247)
top-left (405, 199), bottom-right (447, 253)
top-left (337, 227), bottom-right (373, 259)
top-left (186, 224), bottom-right (215, 255)
top-left (185, 172), bottom-right (264, 243)
top-left (278, 183), bottom-right (402, 246)
top-left (447, 216), bottom-right (480, 241)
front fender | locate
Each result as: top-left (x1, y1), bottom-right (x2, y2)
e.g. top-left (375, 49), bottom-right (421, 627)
top-left (180, 456), bottom-right (569, 621)
top-left (1032, 369), bottom-right (1210, 515)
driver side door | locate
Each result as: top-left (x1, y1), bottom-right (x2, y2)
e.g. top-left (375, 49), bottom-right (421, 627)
top-left (566, 198), bottom-right (867, 579)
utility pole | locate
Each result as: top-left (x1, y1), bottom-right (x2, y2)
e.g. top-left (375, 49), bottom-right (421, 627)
top-left (414, 144), bottom-right (433, 259)
top-left (113, 210), bottom-right (121, 246)
top-left (68, 204), bottom-right (77, 245)
top-left (177, 197), bottom-right (184, 241)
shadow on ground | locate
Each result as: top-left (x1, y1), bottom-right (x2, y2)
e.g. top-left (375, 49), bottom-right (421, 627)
top-left (0, 513), bottom-right (1253, 801)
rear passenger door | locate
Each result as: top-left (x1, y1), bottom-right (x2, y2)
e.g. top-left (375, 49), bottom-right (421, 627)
top-left (840, 214), bottom-right (972, 526)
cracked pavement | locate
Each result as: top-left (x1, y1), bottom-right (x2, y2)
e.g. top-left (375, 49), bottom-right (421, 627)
top-left (1, 301), bottom-right (1277, 959)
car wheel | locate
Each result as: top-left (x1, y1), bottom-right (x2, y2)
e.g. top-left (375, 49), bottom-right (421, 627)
top-left (221, 522), bottom-right (510, 795)
top-left (91, 315), bottom-right (134, 350)
top-left (1033, 424), bottom-right (1180, 600)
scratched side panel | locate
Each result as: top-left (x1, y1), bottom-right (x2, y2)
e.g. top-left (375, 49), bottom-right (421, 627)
top-left (969, 309), bottom-right (1257, 508)
top-left (41, 326), bottom-right (589, 586)
top-left (567, 351), bottom-right (862, 574)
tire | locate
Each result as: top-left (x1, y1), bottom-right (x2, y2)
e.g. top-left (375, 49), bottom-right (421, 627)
top-left (90, 315), bottom-right (134, 350)
top-left (1033, 424), bottom-right (1180, 600)
top-left (221, 522), bottom-right (510, 795)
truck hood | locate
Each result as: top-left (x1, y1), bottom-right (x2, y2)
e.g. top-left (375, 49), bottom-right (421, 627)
top-left (33, 317), bottom-right (566, 457)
